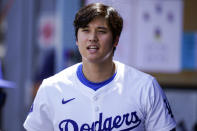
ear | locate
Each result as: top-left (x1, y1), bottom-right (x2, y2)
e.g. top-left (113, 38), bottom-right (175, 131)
top-left (76, 41), bottom-right (79, 46)
top-left (113, 36), bottom-right (119, 47)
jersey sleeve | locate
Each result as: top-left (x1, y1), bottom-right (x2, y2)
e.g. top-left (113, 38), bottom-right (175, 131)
top-left (145, 78), bottom-right (176, 131)
top-left (23, 80), bottom-right (53, 131)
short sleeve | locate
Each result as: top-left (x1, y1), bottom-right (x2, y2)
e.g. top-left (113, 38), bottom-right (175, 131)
top-left (145, 78), bottom-right (176, 131)
top-left (23, 80), bottom-right (53, 131)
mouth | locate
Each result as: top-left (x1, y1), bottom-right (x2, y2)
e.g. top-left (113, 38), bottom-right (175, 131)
top-left (87, 45), bottom-right (99, 52)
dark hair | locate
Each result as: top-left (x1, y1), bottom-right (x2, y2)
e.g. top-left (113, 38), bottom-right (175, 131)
top-left (73, 3), bottom-right (123, 44)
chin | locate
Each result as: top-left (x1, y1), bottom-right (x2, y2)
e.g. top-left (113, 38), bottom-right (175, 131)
top-left (82, 53), bottom-right (113, 64)
top-left (82, 57), bottom-right (102, 63)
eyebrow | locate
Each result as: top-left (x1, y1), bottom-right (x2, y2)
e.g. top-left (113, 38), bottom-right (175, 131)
top-left (97, 26), bottom-right (108, 30)
top-left (82, 25), bottom-right (108, 30)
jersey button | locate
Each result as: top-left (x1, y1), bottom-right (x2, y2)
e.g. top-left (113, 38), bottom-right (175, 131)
top-left (93, 96), bottom-right (98, 101)
top-left (95, 106), bottom-right (99, 112)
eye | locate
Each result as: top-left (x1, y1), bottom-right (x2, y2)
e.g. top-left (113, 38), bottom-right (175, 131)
top-left (98, 30), bottom-right (107, 34)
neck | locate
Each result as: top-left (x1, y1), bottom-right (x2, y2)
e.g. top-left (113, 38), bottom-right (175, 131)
top-left (82, 60), bottom-right (116, 83)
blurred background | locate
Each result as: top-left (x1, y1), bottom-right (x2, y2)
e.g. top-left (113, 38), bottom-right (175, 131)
top-left (0, 0), bottom-right (196, 131)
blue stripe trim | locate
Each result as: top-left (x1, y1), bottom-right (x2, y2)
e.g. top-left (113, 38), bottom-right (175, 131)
top-left (76, 64), bottom-right (116, 91)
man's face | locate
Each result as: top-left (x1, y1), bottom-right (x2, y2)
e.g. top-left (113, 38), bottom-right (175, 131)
top-left (76, 16), bottom-right (117, 64)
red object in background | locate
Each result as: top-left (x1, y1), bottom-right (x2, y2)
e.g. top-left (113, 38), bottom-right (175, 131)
top-left (38, 16), bottom-right (55, 48)
top-left (41, 22), bottom-right (54, 45)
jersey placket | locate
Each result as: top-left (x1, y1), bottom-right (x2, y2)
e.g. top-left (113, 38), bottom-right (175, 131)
top-left (92, 94), bottom-right (102, 130)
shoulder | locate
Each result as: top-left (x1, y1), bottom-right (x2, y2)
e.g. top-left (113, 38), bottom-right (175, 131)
top-left (115, 61), bottom-right (155, 84)
top-left (114, 61), bottom-right (161, 96)
top-left (41, 62), bottom-right (81, 88)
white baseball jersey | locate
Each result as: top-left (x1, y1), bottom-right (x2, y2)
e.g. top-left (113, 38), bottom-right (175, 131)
top-left (23, 61), bottom-right (176, 131)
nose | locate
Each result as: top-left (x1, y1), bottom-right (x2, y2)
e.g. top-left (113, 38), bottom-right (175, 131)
top-left (89, 31), bottom-right (98, 43)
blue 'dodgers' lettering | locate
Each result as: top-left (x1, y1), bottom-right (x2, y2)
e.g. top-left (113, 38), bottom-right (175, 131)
top-left (59, 111), bottom-right (141, 131)
top-left (59, 119), bottom-right (79, 131)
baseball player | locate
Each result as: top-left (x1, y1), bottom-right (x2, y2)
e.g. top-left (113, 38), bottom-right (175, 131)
top-left (23, 3), bottom-right (176, 131)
